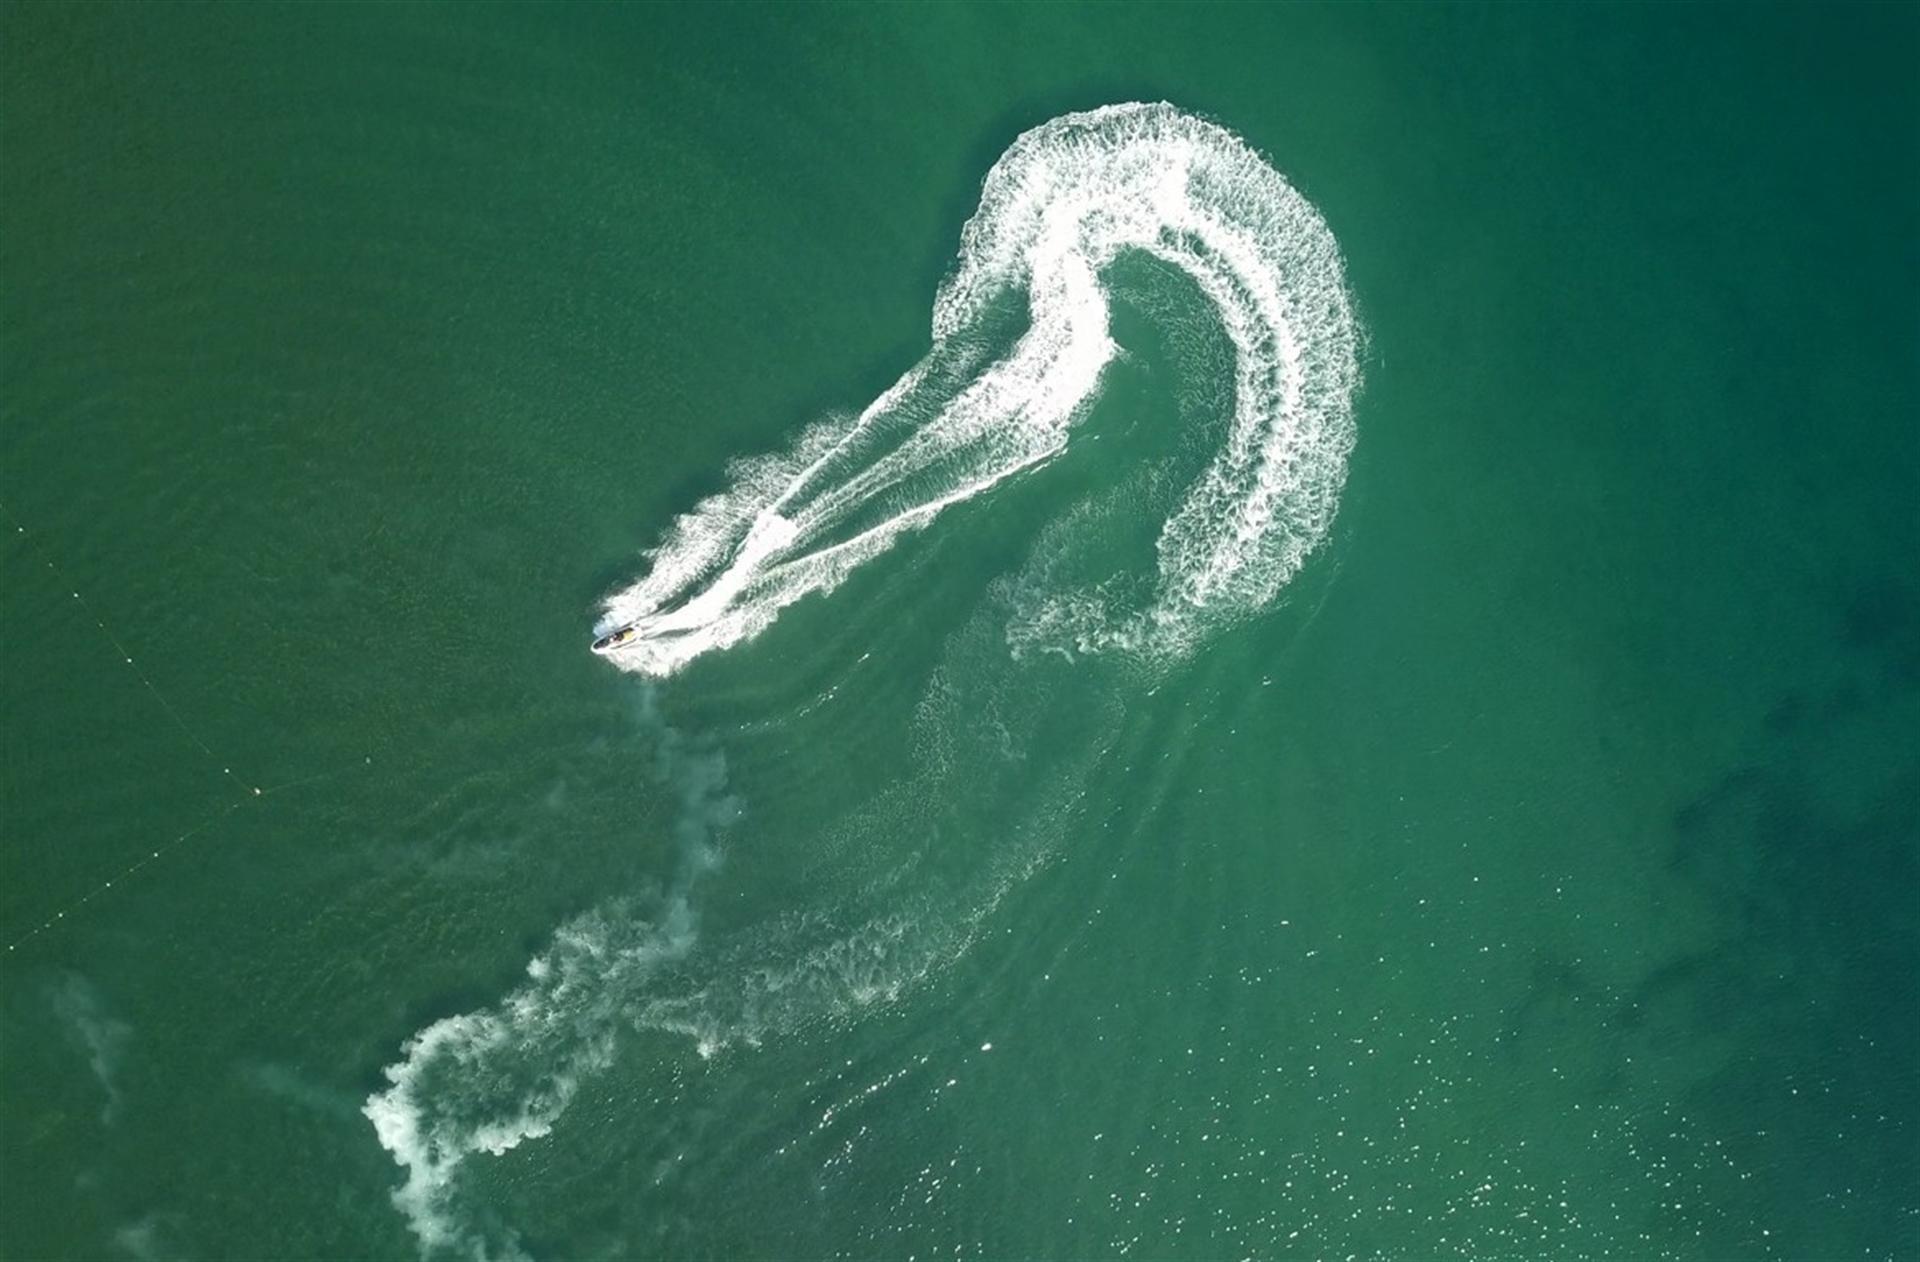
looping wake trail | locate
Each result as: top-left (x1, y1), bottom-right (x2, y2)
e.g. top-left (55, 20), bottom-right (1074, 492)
top-left (599, 102), bottom-right (1357, 674)
top-left (366, 103), bottom-right (1358, 1259)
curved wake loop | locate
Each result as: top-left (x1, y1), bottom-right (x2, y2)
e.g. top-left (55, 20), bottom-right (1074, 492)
top-left (596, 101), bottom-right (1356, 675)
top-left (367, 102), bottom-right (1358, 1258)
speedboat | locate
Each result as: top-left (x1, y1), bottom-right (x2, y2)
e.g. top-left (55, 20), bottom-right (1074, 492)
top-left (591, 624), bottom-right (639, 654)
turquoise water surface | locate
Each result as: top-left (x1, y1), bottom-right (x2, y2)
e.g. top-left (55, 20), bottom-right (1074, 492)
top-left (3, 5), bottom-right (1915, 1259)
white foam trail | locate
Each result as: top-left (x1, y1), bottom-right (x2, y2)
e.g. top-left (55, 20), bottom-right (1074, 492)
top-left (52, 973), bottom-right (132, 1126)
top-left (367, 104), bottom-right (1360, 1258)
top-left (600, 102), bottom-right (1357, 674)
top-left (363, 690), bottom-right (737, 1259)
top-left (362, 905), bottom-right (690, 1261)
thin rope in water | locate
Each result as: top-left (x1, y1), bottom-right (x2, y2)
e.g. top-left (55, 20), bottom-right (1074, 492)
top-left (5, 801), bottom-right (245, 953)
top-left (2, 501), bottom-right (372, 953)
top-left (3, 502), bottom-right (253, 793)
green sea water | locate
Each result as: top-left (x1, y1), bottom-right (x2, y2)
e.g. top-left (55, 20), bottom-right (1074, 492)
top-left (3, 4), bottom-right (1916, 1259)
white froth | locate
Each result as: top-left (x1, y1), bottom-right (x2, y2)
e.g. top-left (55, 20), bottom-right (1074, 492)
top-left (369, 104), bottom-right (1360, 1259)
top-left (600, 101), bottom-right (1357, 675)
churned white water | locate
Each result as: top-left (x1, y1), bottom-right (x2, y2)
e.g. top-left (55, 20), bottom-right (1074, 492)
top-left (595, 102), bottom-right (1356, 674)
top-left (365, 103), bottom-right (1358, 1258)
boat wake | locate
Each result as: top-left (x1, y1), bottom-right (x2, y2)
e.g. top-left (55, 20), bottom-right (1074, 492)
top-left (593, 101), bottom-right (1355, 674)
top-left (365, 103), bottom-right (1358, 1257)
